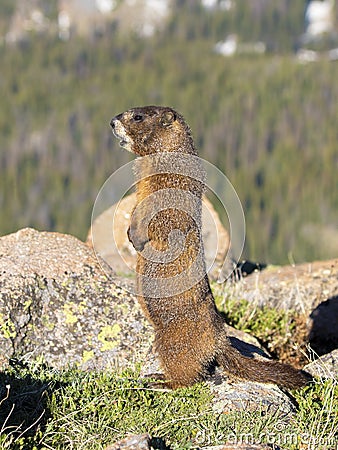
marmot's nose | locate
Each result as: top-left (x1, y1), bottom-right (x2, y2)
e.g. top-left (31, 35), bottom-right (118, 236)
top-left (110, 113), bottom-right (123, 129)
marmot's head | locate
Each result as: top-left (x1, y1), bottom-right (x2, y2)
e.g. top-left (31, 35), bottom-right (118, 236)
top-left (110, 106), bottom-right (195, 156)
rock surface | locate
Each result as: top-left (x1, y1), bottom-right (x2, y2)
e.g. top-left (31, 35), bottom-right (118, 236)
top-left (305, 348), bottom-right (338, 380)
top-left (0, 228), bottom-right (152, 370)
top-left (208, 377), bottom-right (296, 416)
top-left (87, 192), bottom-right (232, 281)
top-left (105, 433), bottom-right (151, 450)
top-left (239, 259), bottom-right (338, 313)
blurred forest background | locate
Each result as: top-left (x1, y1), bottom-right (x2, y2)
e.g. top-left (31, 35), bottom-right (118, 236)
top-left (0, 0), bottom-right (337, 264)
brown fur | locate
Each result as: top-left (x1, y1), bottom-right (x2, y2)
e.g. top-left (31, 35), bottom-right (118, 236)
top-left (110, 105), bottom-right (311, 389)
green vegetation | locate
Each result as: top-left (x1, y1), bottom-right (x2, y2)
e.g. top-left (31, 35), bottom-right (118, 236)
top-left (0, 2), bottom-right (337, 264)
top-left (0, 358), bottom-right (336, 449)
top-left (214, 285), bottom-right (308, 366)
top-left (294, 378), bottom-right (338, 450)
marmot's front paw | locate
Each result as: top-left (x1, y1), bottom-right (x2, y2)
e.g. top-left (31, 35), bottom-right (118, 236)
top-left (127, 225), bottom-right (148, 252)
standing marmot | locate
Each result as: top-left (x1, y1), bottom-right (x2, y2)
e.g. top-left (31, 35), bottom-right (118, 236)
top-left (110, 105), bottom-right (310, 389)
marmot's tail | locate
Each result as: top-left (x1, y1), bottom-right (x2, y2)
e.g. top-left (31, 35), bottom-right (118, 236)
top-left (217, 341), bottom-right (311, 389)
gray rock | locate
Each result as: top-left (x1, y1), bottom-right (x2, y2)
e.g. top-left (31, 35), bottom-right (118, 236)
top-left (238, 259), bottom-right (338, 313)
top-left (208, 374), bottom-right (296, 417)
top-left (305, 349), bottom-right (338, 380)
top-left (105, 434), bottom-right (151, 450)
top-left (0, 228), bottom-right (152, 370)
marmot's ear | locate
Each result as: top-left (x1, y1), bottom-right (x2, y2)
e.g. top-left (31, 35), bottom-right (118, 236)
top-left (160, 110), bottom-right (176, 127)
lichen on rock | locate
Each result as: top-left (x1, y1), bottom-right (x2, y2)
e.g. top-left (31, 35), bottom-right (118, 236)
top-left (0, 228), bottom-right (152, 371)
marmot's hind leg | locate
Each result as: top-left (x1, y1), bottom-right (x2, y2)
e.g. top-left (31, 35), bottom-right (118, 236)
top-left (155, 322), bottom-right (216, 389)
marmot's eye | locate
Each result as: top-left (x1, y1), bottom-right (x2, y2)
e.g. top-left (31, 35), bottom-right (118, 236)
top-left (133, 114), bottom-right (144, 122)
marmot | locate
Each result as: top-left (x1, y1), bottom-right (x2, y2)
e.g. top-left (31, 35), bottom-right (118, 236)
top-left (110, 105), bottom-right (310, 389)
